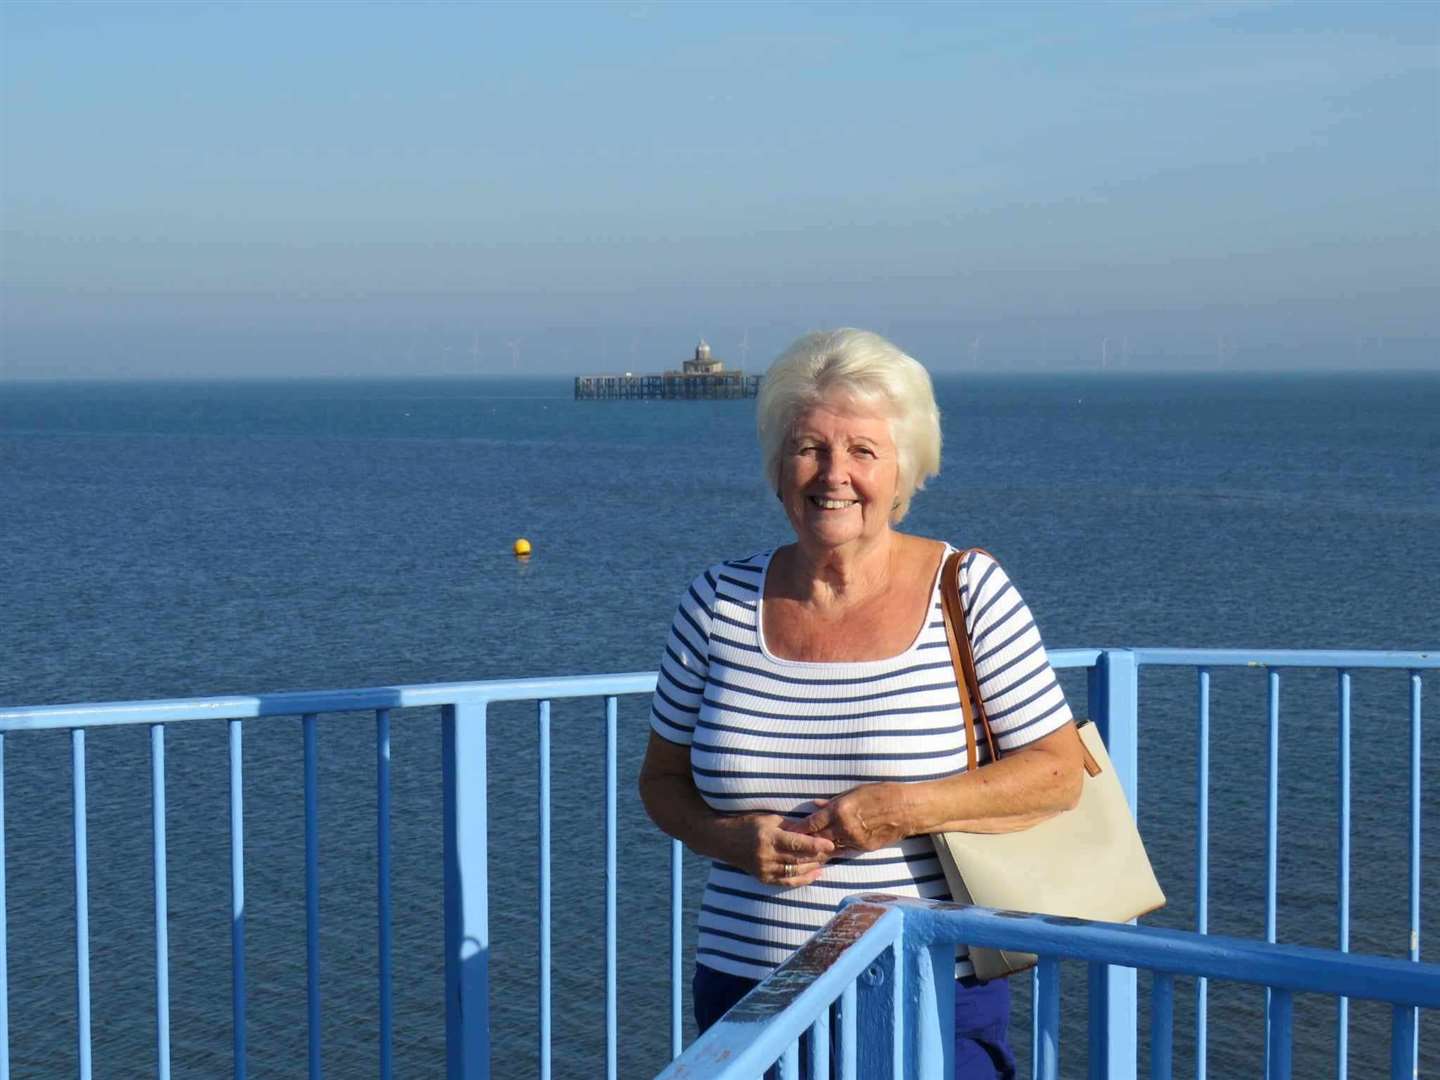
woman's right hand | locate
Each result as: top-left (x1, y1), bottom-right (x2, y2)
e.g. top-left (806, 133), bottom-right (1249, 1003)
top-left (720, 813), bottom-right (835, 888)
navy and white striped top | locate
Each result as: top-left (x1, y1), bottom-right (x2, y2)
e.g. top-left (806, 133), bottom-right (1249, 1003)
top-left (650, 544), bottom-right (1075, 981)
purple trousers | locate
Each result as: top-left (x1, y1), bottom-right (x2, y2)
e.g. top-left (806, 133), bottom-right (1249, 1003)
top-left (693, 962), bottom-right (1016, 1079)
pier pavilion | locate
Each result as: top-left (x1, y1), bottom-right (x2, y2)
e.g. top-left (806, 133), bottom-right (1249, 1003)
top-left (575, 340), bottom-right (761, 400)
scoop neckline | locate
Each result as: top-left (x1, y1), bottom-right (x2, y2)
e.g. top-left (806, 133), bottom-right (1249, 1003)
top-left (754, 541), bottom-right (952, 669)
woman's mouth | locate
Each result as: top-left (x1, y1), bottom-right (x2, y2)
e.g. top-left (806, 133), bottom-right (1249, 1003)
top-left (808, 496), bottom-right (858, 510)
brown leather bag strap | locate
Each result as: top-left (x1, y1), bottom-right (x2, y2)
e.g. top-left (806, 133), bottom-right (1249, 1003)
top-left (940, 549), bottom-right (999, 771)
top-left (939, 552), bottom-right (979, 772)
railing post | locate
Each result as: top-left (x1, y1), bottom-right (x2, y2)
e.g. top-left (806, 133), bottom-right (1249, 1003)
top-left (855, 941), bottom-right (901, 1078)
top-left (1086, 649), bottom-right (1140, 1080)
top-left (443, 702), bottom-right (491, 1080)
top-left (900, 927), bottom-right (954, 1079)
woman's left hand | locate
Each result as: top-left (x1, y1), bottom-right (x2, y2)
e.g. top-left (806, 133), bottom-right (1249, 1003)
top-left (785, 783), bottom-right (911, 854)
top-left (787, 725), bottom-right (1088, 852)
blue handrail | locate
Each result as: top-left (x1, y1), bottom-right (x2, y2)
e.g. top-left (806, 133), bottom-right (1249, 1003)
top-left (658, 897), bottom-right (1440, 1080)
top-left (0, 648), bottom-right (1431, 1079)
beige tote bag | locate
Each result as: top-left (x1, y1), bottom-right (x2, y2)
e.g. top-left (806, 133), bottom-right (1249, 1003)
top-left (932, 550), bottom-right (1165, 980)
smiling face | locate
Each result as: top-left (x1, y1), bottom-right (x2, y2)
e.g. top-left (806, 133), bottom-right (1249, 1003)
top-left (779, 397), bottom-right (901, 554)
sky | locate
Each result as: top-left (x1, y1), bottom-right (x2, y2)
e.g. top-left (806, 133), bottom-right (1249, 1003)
top-left (1, 0), bottom-right (1436, 378)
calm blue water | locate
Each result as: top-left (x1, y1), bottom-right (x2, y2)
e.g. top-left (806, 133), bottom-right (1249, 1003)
top-left (2, 373), bottom-right (1437, 1078)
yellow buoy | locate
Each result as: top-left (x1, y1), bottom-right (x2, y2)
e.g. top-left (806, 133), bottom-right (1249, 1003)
top-left (513, 538), bottom-right (532, 557)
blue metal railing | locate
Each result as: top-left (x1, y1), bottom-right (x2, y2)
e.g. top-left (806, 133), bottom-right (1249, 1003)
top-left (1128, 648), bottom-right (1433, 1080)
top-left (0, 674), bottom-right (659, 1080)
top-left (0, 649), bottom-right (1430, 1079)
top-left (658, 896), bottom-right (1440, 1080)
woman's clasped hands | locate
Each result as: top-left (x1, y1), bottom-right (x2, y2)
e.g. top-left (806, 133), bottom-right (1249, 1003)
top-left (784, 783), bottom-right (911, 856)
top-left (726, 783), bottom-right (912, 889)
top-left (725, 813), bottom-right (836, 888)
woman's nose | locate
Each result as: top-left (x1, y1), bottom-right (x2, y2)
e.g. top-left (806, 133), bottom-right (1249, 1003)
top-left (818, 453), bottom-right (848, 486)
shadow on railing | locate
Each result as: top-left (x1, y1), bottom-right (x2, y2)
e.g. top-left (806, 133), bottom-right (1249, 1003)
top-left (657, 896), bottom-right (1440, 1080)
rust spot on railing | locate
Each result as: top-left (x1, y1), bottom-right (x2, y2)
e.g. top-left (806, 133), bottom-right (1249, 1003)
top-left (724, 902), bottom-right (891, 1022)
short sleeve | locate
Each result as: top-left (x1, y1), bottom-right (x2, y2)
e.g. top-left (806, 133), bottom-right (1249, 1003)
top-left (648, 570), bottom-right (717, 746)
top-left (959, 550), bottom-right (1074, 752)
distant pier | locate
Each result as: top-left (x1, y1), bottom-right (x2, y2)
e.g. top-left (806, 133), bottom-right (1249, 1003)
top-left (575, 339), bottom-right (761, 400)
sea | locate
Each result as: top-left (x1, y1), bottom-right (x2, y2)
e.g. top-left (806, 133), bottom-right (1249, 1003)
top-left (2, 372), bottom-right (1437, 1079)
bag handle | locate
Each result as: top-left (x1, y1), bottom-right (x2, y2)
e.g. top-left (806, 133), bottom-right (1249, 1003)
top-left (939, 549), bottom-right (998, 773)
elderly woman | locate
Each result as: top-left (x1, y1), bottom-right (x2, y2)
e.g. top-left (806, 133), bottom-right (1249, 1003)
top-left (638, 329), bottom-right (1085, 1078)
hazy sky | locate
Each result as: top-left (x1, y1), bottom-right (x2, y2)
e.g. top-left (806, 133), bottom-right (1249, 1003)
top-left (2, 1), bottom-right (1436, 377)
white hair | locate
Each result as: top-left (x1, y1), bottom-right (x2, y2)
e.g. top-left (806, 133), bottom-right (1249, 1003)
top-left (756, 328), bottom-right (942, 523)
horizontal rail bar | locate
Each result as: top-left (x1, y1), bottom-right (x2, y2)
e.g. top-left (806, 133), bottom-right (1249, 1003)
top-left (8, 650), bottom-right (1433, 732)
top-left (0, 673), bottom-right (663, 731)
top-left (858, 898), bottom-right (1440, 1008)
top-left (1043, 648), bottom-right (1104, 669)
top-left (1131, 648), bottom-right (1437, 669)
